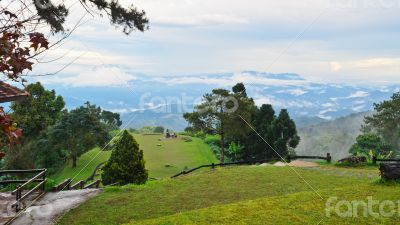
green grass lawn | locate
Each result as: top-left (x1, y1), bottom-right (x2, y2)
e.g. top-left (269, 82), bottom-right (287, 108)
top-left (51, 147), bottom-right (112, 183)
top-left (58, 165), bottom-right (399, 225)
top-left (52, 134), bottom-right (217, 182)
top-left (132, 134), bottom-right (218, 178)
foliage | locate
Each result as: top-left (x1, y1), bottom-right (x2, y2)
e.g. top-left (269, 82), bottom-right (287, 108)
top-left (0, 107), bottom-right (22, 151)
top-left (102, 130), bottom-right (148, 185)
top-left (101, 110), bottom-right (122, 131)
top-left (0, 10), bottom-right (49, 82)
top-left (204, 135), bottom-right (220, 146)
top-left (11, 82), bottom-right (65, 138)
top-left (184, 83), bottom-right (299, 162)
top-left (184, 83), bottom-right (253, 163)
top-left (363, 92), bottom-right (400, 152)
top-left (1, 1), bottom-right (148, 82)
top-left (43, 102), bottom-right (111, 168)
top-left (153, 126), bottom-right (165, 134)
top-left (349, 133), bottom-right (393, 162)
top-left (244, 106), bottom-right (300, 160)
top-left (227, 142), bottom-right (244, 162)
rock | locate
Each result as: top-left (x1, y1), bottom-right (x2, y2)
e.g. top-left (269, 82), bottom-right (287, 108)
top-left (337, 156), bottom-right (367, 165)
top-left (379, 163), bottom-right (400, 180)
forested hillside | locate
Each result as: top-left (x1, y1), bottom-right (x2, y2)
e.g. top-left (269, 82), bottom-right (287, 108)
top-left (295, 112), bottom-right (373, 160)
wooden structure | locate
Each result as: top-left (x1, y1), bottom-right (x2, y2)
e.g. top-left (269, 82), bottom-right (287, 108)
top-left (52, 179), bottom-right (101, 192)
top-left (0, 82), bottom-right (29, 103)
top-left (0, 169), bottom-right (47, 212)
top-left (372, 156), bottom-right (400, 165)
top-left (287, 153), bottom-right (331, 163)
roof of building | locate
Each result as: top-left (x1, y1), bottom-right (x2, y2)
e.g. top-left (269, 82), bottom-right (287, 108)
top-left (0, 82), bottom-right (29, 103)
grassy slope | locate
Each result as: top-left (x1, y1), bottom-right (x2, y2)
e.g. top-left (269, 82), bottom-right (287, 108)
top-left (132, 184), bottom-right (399, 225)
top-left (53, 134), bottom-right (217, 182)
top-left (51, 147), bottom-right (112, 183)
top-left (58, 166), bottom-right (398, 225)
top-left (133, 134), bottom-right (218, 178)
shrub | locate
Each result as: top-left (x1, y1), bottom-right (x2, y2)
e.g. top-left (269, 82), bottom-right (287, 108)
top-left (204, 135), bottom-right (220, 146)
top-left (102, 130), bottom-right (148, 185)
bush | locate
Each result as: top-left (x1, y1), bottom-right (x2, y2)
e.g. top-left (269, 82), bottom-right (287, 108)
top-left (102, 130), bottom-right (148, 185)
top-left (194, 132), bottom-right (206, 139)
top-left (204, 135), bottom-right (220, 146)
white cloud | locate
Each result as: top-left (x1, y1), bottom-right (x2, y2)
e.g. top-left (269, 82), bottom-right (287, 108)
top-left (322, 102), bottom-right (335, 108)
top-left (153, 14), bottom-right (248, 27)
top-left (348, 91), bottom-right (369, 98)
top-left (330, 91), bottom-right (369, 101)
top-left (277, 89), bottom-right (308, 96)
top-left (155, 72), bottom-right (309, 87)
top-left (42, 67), bottom-right (137, 87)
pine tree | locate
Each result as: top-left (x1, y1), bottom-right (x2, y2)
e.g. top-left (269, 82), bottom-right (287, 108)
top-left (102, 130), bottom-right (148, 185)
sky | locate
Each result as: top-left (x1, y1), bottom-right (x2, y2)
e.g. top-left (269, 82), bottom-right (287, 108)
top-left (24, 0), bottom-right (400, 87)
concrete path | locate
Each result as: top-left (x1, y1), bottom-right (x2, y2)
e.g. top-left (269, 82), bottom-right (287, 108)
top-left (11, 189), bottom-right (100, 225)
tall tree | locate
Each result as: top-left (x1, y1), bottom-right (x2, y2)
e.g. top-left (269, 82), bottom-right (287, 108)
top-left (102, 130), bottom-right (148, 185)
top-left (11, 82), bottom-right (65, 139)
top-left (271, 109), bottom-right (300, 158)
top-left (184, 84), bottom-right (253, 163)
top-left (363, 92), bottom-right (400, 151)
top-left (48, 102), bottom-right (110, 167)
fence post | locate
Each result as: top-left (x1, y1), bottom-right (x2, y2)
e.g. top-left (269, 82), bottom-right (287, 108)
top-left (212, 163), bottom-right (215, 169)
top-left (327, 153), bottom-right (332, 163)
top-left (42, 169), bottom-right (46, 192)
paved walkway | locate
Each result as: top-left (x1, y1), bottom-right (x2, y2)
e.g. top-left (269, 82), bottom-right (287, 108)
top-left (11, 189), bottom-right (100, 225)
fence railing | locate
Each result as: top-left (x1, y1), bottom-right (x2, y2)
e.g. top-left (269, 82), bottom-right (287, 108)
top-left (373, 156), bottom-right (400, 165)
top-left (0, 169), bottom-right (48, 212)
top-left (288, 153), bottom-right (332, 163)
top-left (171, 154), bottom-right (331, 178)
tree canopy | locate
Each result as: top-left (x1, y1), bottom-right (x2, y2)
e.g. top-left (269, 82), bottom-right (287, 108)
top-left (184, 83), bottom-right (299, 162)
top-left (11, 82), bottom-right (65, 139)
top-left (363, 92), bottom-right (400, 151)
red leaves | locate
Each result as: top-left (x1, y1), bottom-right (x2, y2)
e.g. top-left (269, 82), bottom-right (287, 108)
top-left (29, 33), bottom-right (49, 51)
top-left (0, 11), bottom-right (49, 81)
top-left (0, 107), bottom-right (22, 148)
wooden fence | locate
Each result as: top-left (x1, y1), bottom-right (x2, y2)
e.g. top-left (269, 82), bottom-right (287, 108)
top-left (372, 156), bottom-right (400, 165)
top-left (171, 153), bottom-right (331, 178)
top-left (0, 169), bottom-right (47, 212)
top-left (52, 179), bottom-right (101, 191)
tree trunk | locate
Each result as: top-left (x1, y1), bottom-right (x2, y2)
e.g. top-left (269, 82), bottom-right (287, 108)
top-left (220, 130), bottom-right (225, 164)
top-left (72, 155), bottom-right (77, 168)
top-left (220, 111), bottom-right (225, 164)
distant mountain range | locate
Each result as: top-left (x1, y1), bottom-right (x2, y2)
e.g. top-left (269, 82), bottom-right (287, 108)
top-left (40, 71), bottom-right (399, 131)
